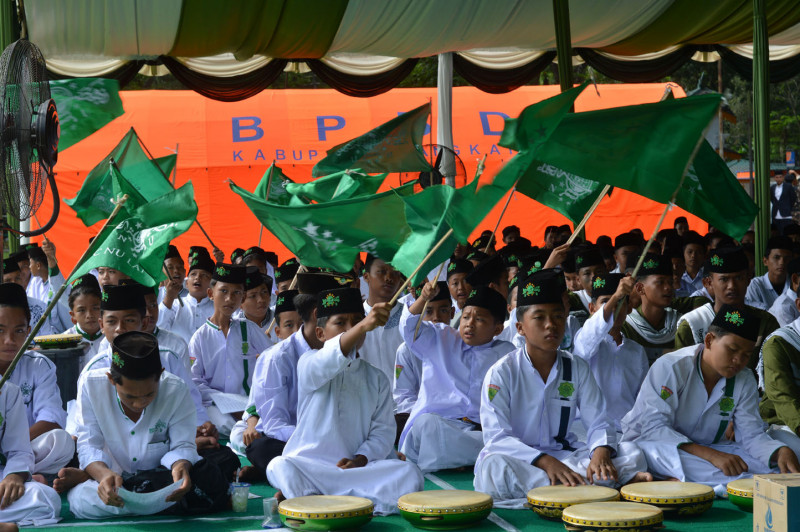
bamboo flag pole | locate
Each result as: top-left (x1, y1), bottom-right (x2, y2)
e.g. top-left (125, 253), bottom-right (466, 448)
top-left (413, 260), bottom-right (448, 341)
top-left (484, 187), bottom-right (516, 253)
top-left (0, 195), bottom-right (130, 392)
top-left (258, 161), bottom-right (276, 248)
top-left (389, 228), bottom-right (455, 306)
top-left (162, 260), bottom-right (184, 307)
top-left (565, 184), bottom-right (611, 246)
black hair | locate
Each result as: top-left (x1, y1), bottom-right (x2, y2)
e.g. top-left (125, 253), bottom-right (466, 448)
top-left (68, 283), bottom-right (102, 310)
top-left (316, 312), bottom-right (365, 329)
top-left (706, 324), bottom-right (733, 340)
top-left (364, 253), bottom-right (380, 273)
top-left (109, 365), bottom-right (161, 384)
top-left (506, 284), bottom-right (518, 305)
top-left (293, 293), bottom-right (317, 323)
top-left (596, 235), bottom-right (612, 248)
top-left (0, 303), bottom-right (30, 324)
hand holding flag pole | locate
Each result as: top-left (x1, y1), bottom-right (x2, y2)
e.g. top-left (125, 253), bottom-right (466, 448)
top-left (565, 184), bottom-right (611, 246)
top-left (0, 195), bottom-right (130, 393)
top-left (413, 260), bottom-right (448, 341)
top-left (389, 228), bottom-right (455, 306)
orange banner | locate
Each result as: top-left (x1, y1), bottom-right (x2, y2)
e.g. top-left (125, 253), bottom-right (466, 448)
top-left (41, 82), bottom-right (702, 273)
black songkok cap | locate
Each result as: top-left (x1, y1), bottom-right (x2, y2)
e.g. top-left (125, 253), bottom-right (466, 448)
top-left (230, 248), bottom-right (245, 264)
top-left (706, 247), bottom-right (748, 274)
top-left (316, 288), bottom-right (364, 318)
top-left (614, 232), bottom-right (643, 250)
top-left (188, 253), bottom-right (215, 274)
top-left (517, 269), bottom-right (567, 306)
top-left (561, 248), bottom-right (577, 274)
top-left (3, 258), bottom-right (20, 274)
top-left (0, 282), bottom-right (29, 312)
top-left (119, 278), bottom-right (157, 297)
top-left (464, 285), bottom-right (507, 321)
top-left (164, 245), bottom-right (181, 261)
top-left (244, 266), bottom-right (269, 291)
top-left (634, 253), bottom-right (672, 277)
top-left (446, 259), bottom-right (473, 279)
top-left (275, 290), bottom-right (299, 315)
top-left (682, 230), bottom-right (705, 249)
top-left (111, 331), bottom-right (162, 380)
top-left (275, 261), bottom-right (300, 283)
top-left (101, 283), bottom-right (145, 311)
top-left (296, 272), bottom-right (344, 295)
top-left (465, 255), bottom-right (505, 287)
top-left (710, 304), bottom-right (760, 343)
top-left (430, 281), bottom-right (451, 303)
top-left (502, 225), bottom-right (520, 237)
top-left (212, 263), bottom-right (246, 284)
top-left (71, 273), bottom-right (101, 292)
top-left (590, 273), bottom-right (624, 299)
top-left (242, 246), bottom-right (267, 264)
top-left (765, 236), bottom-right (793, 255)
top-left (465, 250), bottom-right (488, 263)
top-left (574, 246), bottom-right (604, 270)
top-left (8, 250), bottom-right (28, 263)
top-left (188, 246), bottom-right (209, 261)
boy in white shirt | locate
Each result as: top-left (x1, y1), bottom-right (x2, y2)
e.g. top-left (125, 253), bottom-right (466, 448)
top-left (159, 251), bottom-right (215, 343)
top-left (62, 274), bottom-right (104, 367)
top-left (266, 287), bottom-right (423, 514)
top-left (233, 267), bottom-right (274, 337)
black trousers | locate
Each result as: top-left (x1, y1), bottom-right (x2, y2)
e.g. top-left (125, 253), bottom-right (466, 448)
top-left (245, 436), bottom-right (286, 481)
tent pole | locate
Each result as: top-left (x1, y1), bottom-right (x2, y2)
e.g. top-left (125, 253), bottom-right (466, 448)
top-left (752, 0), bottom-right (770, 276)
top-left (553, 0), bottom-right (573, 93)
top-left (437, 52), bottom-right (455, 187)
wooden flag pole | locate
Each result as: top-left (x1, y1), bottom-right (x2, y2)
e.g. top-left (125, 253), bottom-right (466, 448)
top-left (565, 184), bottom-right (611, 246)
top-left (413, 260), bottom-right (448, 341)
top-left (258, 161), bottom-right (276, 248)
top-left (484, 187), bottom-right (516, 253)
top-left (265, 265), bottom-right (305, 337)
top-left (390, 228), bottom-right (455, 306)
top-left (0, 195), bottom-right (129, 392)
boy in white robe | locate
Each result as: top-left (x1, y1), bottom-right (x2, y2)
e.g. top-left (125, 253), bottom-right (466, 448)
top-left (0, 382), bottom-right (61, 527)
top-left (767, 257), bottom-right (800, 326)
top-left (446, 259), bottom-right (473, 328)
top-left (190, 263), bottom-right (272, 437)
top-left (159, 252), bottom-right (215, 343)
top-left (157, 245), bottom-right (188, 305)
top-left (3, 259), bottom-right (68, 336)
top-left (569, 246), bottom-right (608, 324)
top-left (573, 274), bottom-right (649, 431)
top-left (474, 269), bottom-right (649, 509)
top-left (232, 266), bottom-right (275, 338)
top-left (267, 287), bottom-right (424, 515)
top-left (621, 304), bottom-right (800, 497)
top-left (62, 274), bottom-right (104, 368)
top-left (394, 281), bottom-right (454, 438)
top-left (399, 285), bottom-right (515, 473)
top-left (360, 255), bottom-right (404, 384)
top-left (746, 236), bottom-right (792, 310)
top-left (25, 242), bottom-right (64, 304)
top-left (140, 282), bottom-right (191, 374)
top-left (68, 331), bottom-right (230, 519)
top-left (0, 282), bottom-right (74, 481)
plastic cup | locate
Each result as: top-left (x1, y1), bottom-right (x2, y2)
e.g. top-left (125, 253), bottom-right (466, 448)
top-left (262, 497), bottom-right (282, 528)
top-left (230, 482), bottom-right (250, 513)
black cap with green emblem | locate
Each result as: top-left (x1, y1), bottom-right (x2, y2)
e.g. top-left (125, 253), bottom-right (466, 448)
top-left (275, 289), bottom-right (299, 315)
top-left (517, 269), bottom-right (566, 307)
top-left (316, 288), bottom-right (364, 318)
top-left (705, 247), bottom-right (748, 274)
top-left (590, 273), bottom-right (624, 299)
top-left (634, 253), bottom-right (672, 278)
top-left (188, 253), bottom-right (215, 274)
top-left (710, 303), bottom-right (760, 343)
top-left (212, 263), bottom-right (246, 285)
top-left (111, 331), bottom-right (162, 380)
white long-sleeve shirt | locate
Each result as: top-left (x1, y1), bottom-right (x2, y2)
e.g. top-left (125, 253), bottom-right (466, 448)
top-left (393, 343), bottom-right (422, 415)
top-left (75, 370), bottom-right (200, 474)
top-left (283, 335), bottom-right (394, 463)
top-left (247, 329), bottom-right (310, 441)
top-left (398, 303), bottom-right (515, 445)
top-left (27, 271), bottom-right (65, 303)
top-left (189, 318), bottom-right (273, 405)
top-left (477, 348), bottom-right (617, 467)
top-left (747, 273), bottom-right (791, 311)
top-left (621, 345), bottom-right (783, 464)
top-left (572, 307), bottom-right (649, 430)
top-left (63, 325), bottom-right (104, 368)
top-left (361, 301), bottom-right (404, 385)
top-left (158, 295), bottom-right (215, 343)
top-left (0, 383), bottom-right (36, 479)
top-left (3, 351), bottom-right (66, 429)
top-left (768, 288), bottom-right (800, 327)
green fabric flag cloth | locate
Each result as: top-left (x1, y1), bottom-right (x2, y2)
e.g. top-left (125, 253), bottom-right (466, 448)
top-left (50, 78), bottom-right (124, 150)
top-left (286, 169), bottom-right (388, 204)
top-left (312, 103), bottom-right (432, 177)
top-left (65, 128), bottom-right (176, 226)
top-left (231, 181), bottom-right (416, 273)
top-left (70, 183), bottom-right (198, 287)
top-left (254, 163), bottom-right (301, 205)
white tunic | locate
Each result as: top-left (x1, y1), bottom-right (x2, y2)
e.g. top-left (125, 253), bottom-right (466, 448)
top-left (189, 318), bottom-right (273, 404)
top-left (27, 271), bottom-right (64, 303)
top-left (768, 287), bottom-right (800, 326)
top-left (361, 301), bottom-right (404, 385)
top-left (233, 308), bottom-right (275, 342)
top-left (28, 295), bottom-right (69, 336)
top-left (747, 273), bottom-right (791, 311)
top-left (63, 324), bottom-right (104, 369)
top-left (84, 343), bottom-right (208, 425)
top-left (249, 328), bottom-right (309, 440)
top-left (393, 342), bottom-right (422, 414)
top-left (158, 295), bottom-right (215, 343)
top-left (154, 326), bottom-right (191, 373)
top-left (572, 307), bottom-right (649, 431)
top-left (680, 268), bottom-right (705, 295)
top-left (398, 304), bottom-right (515, 445)
top-left (74, 370), bottom-right (200, 473)
top-left (3, 351), bottom-right (66, 428)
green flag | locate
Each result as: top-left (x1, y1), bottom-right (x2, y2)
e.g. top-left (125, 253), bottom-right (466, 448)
top-left (70, 183), bottom-right (198, 287)
top-left (254, 163), bottom-right (300, 205)
top-left (285, 169), bottom-right (388, 204)
top-left (231, 181), bottom-right (416, 272)
top-left (65, 128), bottom-right (176, 226)
top-left (312, 103), bottom-right (433, 177)
top-left (50, 78), bottom-right (124, 150)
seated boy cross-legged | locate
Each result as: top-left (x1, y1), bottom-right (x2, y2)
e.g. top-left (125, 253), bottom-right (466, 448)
top-left (267, 288), bottom-right (423, 515)
top-left (474, 270), bottom-right (650, 509)
top-left (622, 304), bottom-right (800, 497)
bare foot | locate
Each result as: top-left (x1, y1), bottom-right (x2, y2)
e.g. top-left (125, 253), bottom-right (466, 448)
top-left (31, 474), bottom-right (46, 485)
top-left (0, 522), bottom-right (18, 532)
top-left (275, 490), bottom-right (286, 503)
top-left (53, 467), bottom-right (90, 494)
top-left (625, 472), bottom-right (654, 484)
top-left (238, 465), bottom-right (263, 483)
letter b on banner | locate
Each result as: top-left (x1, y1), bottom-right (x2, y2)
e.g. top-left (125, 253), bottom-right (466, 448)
top-left (232, 117), bottom-right (264, 142)
top-left (317, 116), bottom-right (345, 141)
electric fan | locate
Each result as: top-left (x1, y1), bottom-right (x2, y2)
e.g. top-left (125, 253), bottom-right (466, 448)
top-left (0, 38), bottom-right (60, 238)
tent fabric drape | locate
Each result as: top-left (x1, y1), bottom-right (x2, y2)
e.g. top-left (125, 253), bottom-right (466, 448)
top-left (715, 44), bottom-right (800, 82)
top-left (577, 47), bottom-right (698, 83)
top-left (305, 58), bottom-right (418, 97)
top-left (160, 55), bottom-right (289, 102)
top-left (453, 51), bottom-right (556, 94)
top-left (47, 59), bottom-right (146, 88)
